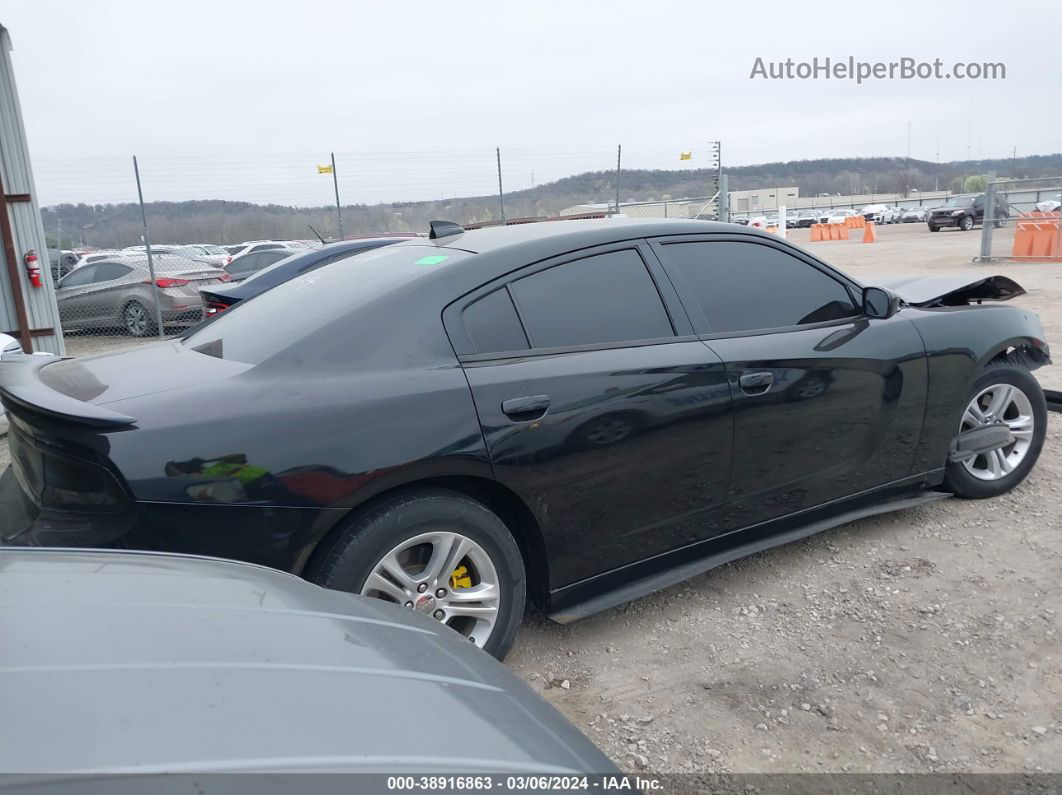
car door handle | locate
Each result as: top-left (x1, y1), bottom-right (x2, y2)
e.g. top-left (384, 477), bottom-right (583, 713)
top-left (501, 395), bottom-right (551, 421)
top-left (738, 372), bottom-right (773, 394)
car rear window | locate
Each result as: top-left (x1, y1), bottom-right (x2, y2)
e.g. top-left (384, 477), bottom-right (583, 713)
top-left (182, 245), bottom-right (469, 364)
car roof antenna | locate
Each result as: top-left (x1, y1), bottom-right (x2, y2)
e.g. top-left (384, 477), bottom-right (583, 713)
top-left (429, 220), bottom-right (465, 240)
top-left (307, 224), bottom-right (327, 245)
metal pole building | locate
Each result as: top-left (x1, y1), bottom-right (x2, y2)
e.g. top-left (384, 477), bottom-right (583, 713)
top-left (0, 22), bottom-right (64, 354)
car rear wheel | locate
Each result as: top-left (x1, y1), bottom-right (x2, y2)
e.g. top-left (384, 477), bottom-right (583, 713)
top-left (943, 361), bottom-right (1047, 499)
top-left (960, 215), bottom-right (975, 231)
top-left (122, 301), bottom-right (156, 337)
top-left (306, 489), bottom-right (525, 660)
top-left (928, 223), bottom-right (939, 232)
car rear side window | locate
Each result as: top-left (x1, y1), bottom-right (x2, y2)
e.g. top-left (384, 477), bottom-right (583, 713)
top-left (510, 249), bottom-right (674, 349)
top-left (93, 262), bottom-right (132, 281)
top-left (462, 288), bottom-right (529, 354)
top-left (660, 241), bottom-right (857, 333)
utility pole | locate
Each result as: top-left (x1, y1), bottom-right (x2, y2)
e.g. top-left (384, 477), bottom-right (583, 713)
top-left (495, 147), bottom-right (505, 221)
top-left (615, 144), bottom-right (622, 214)
top-left (133, 156), bottom-right (165, 339)
top-left (331, 152), bottom-right (343, 240)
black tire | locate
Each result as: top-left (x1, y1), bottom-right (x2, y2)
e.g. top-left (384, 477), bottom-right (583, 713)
top-left (122, 301), bottom-right (156, 337)
top-left (928, 223), bottom-right (940, 232)
top-left (994, 219), bottom-right (1007, 229)
top-left (943, 359), bottom-right (1047, 499)
top-left (306, 488), bottom-right (525, 660)
top-left (960, 215), bottom-right (975, 231)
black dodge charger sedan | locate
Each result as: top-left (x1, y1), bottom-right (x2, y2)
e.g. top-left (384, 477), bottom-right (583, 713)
top-left (0, 219), bottom-right (1051, 659)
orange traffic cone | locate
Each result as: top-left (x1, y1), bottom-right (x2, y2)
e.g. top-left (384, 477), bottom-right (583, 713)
top-left (862, 222), bottom-right (877, 243)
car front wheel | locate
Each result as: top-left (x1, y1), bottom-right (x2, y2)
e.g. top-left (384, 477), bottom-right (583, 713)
top-left (960, 215), bottom-right (975, 231)
top-left (928, 223), bottom-right (939, 232)
top-left (306, 489), bottom-right (526, 660)
top-left (943, 360), bottom-right (1047, 499)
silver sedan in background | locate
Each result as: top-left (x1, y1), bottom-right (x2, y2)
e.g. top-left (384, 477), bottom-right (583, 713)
top-left (55, 254), bottom-right (229, 336)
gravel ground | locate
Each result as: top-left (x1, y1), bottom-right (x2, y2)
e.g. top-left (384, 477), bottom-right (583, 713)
top-left (3, 223), bottom-right (1060, 775)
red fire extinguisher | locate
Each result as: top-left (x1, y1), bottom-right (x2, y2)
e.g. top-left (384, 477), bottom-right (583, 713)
top-left (23, 249), bottom-right (42, 288)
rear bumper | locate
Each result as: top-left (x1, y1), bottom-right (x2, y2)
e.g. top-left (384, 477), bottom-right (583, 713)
top-left (0, 465), bottom-right (333, 574)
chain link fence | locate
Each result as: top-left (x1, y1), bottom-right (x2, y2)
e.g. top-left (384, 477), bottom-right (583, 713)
top-left (35, 144), bottom-right (724, 344)
top-left (975, 177), bottom-right (1062, 263)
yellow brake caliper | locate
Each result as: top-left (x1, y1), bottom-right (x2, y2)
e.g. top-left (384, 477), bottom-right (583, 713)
top-left (449, 564), bottom-right (473, 590)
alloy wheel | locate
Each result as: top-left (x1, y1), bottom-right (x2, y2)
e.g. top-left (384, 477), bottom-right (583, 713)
top-left (124, 304), bottom-right (149, 336)
top-left (958, 383), bottom-right (1035, 481)
top-left (361, 530), bottom-right (500, 646)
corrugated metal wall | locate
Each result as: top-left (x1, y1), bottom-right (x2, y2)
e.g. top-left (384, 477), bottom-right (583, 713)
top-left (0, 24), bottom-right (64, 355)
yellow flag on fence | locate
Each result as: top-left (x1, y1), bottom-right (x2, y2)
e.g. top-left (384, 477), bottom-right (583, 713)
top-left (679, 151), bottom-right (692, 161)
top-left (317, 164), bottom-right (333, 174)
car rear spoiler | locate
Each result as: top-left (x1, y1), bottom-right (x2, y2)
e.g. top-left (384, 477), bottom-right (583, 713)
top-left (0, 355), bottom-right (137, 427)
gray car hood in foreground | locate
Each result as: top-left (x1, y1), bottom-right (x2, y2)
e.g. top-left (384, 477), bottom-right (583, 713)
top-left (0, 549), bottom-right (614, 774)
top-left (871, 273), bottom-right (1025, 307)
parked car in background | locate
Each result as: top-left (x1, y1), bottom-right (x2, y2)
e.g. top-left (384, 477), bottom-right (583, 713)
top-left (927, 193), bottom-right (1006, 232)
top-left (795, 210), bottom-right (819, 228)
top-left (54, 254), bottom-right (229, 336)
top-left (74, 250), bottom-right (133, 269)
top-left (1035, 193), bottom-right (1060, 213)
top-left (826, 208), bottom-right (859, 224)
top-left (1, 219), bottom-right (1049, 660)
top-left (899, 207), bottom-right (926, 223)
top-left (123, 244), bottom-right (182, 255)
top-left (200, 236), bottom-right (414, 315)
top-left (223, 240), bottom-right (300, 267)
top-left (46, 249), bottom-right (79, 282)
top-left (0, 547), bottom-right (616, 777)
top-left (223, 247), bottom-right (295, 282)
top-left (173, 244), bottom-right (229, 267)
top-left (729, 214), bottom-right (750, 225)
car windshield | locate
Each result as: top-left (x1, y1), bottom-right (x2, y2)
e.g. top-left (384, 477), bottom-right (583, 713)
top-left (200, 245), bottom-right (227, 254)
top-left (944, 196), bottom-right (975, 207)
top-left (182, 244), bottom-right (469, 365)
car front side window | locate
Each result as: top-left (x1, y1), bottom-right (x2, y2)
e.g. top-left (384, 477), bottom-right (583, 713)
top-left (660, 240), bottom-right (858, 334)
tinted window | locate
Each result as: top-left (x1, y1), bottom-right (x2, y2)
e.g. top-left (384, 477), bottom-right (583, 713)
top-left (510, 249), bottom-right (673, 349)
top-left (463, 288), bottom-right (529, 354)
top-left (93, 262), bottom-right (132, 281)
top-left (662, 241), bottom-right (857, 333)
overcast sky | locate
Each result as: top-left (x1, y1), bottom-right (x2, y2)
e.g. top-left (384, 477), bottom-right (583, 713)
top-left (2, 0), bottom-right (1058, 206)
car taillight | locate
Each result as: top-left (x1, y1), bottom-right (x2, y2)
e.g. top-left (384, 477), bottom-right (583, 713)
top-left (206, 301), bottom-right (229, 315)
top-left (225, 256), bottom-right (232, 265)
top-left (218, 273), bottom-right (232, 282)
top-left (144, 277), bottom-right (190, 288)
top-left (7, 423), bottom-right (126, 513)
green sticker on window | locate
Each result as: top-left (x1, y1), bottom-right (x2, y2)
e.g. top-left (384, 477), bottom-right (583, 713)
top-left (415, 255), bottom-right (449, 265)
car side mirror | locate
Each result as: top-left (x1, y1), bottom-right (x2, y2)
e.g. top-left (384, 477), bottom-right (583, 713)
top-left (862, 286), bottom-right (901, 319)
